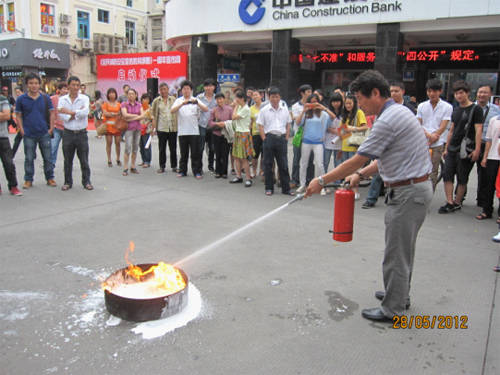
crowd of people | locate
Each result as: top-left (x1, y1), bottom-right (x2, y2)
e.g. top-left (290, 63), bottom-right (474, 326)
top-left (1, 72), bottom-right (500, 243)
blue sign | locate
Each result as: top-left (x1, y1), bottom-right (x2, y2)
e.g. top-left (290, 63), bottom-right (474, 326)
top-left (239, 0), bottom-right (266, 25)
top-left (403, 70), bottom-right (415, 82)
top-left (218, 74), bottom-right (240, 83)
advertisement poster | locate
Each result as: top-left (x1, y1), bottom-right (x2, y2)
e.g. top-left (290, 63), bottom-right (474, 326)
top-left (96, 51), bottom-right (188, 97)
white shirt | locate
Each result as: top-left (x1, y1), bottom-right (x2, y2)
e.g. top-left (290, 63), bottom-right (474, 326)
top-left (173, 96), bottom-right (200, 136)
top-left (416, 99), bottom-right (453, 147)
top-left (257, 103), bottom-right (290, 135)
top-left (486, 116), bottom-right (500, 160)
top-left (58, 94), bottom-right (90, 131)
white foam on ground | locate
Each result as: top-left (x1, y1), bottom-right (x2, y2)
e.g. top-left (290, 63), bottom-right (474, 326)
top-left (131, 283), bottom-right (202, 339)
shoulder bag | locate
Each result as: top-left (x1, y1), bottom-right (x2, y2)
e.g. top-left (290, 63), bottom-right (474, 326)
top-left (348, 112), bottom-right (370, 147)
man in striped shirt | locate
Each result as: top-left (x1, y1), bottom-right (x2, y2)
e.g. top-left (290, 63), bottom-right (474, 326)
top-left (305, 70), bottom-right (433, 322)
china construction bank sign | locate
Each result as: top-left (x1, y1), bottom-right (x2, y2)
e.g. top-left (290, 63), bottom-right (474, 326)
top-left (239, 0), bottom-right (403, 25)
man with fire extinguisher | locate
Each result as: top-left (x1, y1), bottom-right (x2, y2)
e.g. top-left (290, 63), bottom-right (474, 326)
top-left (305, 70), bottom-right (433, 322)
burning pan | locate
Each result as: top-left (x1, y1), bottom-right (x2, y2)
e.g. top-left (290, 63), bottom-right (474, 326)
top-left (104, 263), bottom-right (189, 322)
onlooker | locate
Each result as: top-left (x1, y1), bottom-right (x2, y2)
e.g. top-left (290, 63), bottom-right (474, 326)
top-left (102, 88), bottom-right (122, 167)
top-left (151, 82), bottom-right (178, 173)
top-left (15, 72), bottom-right (56, 189)
top-left (118, 84), bottom-right (130, 103)
top-left (120, 88), bottom-right (145, 176)
top-left (478, 113), bottom-right (500, 220)
top-left (229, 90), bottom-right (253, 187)
top-left (246, 86), bottom-right (255, 107)
top-left (475, 84), bottom-right (500, 207)
top-left (0, 93), bottom-right (22, 196)
top-left (11, 86), bottom-right (24, 158)
top-left (92, 90), bottom-right (104, 139)
top-left (417, 79), bottom-right (453, 191)
top-left (339, 94), bottom-right (368, 200)
top-left (296, 93), bottom-right (330, 195)
top-left (323, 93), bottom-right (344, 194)
top-left (291, 84), bottom-right (314, 188)
top-left (439, 80), bottom-right (483, 214)
top-left (50, 82), bottom-right (68, 167)
top-left (196, 78), bottom-right (217, 173)
top-left (58, 75), bottom-right (92, 190)
top-left (257, 88), bottom-right (294, 196)
top-left (80, 84), bottom-right (91, 102)
top-left (389, 81), bottom-right (417, 115)
top-left (250, 90), bottom-right (264, 178)
top-left (170, 80), bottom-right (208, 178)
top-left (139, 93), bottom-right (153, 168)
top-left (208, 92), bottom-right (232, 178)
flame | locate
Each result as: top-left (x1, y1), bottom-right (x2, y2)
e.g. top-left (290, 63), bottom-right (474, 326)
top-left (102, 242), bottom-right (186, 295)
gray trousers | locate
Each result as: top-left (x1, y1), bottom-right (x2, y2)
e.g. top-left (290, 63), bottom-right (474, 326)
top-left (380, 180), bottom-right (433, 317)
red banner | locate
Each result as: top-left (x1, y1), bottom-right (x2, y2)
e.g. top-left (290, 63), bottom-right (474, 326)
top-left (96, 51), bottom-right (188, 97)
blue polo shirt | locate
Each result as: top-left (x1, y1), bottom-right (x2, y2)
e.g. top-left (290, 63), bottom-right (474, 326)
top-left (15, 92), bottom-right (53, 138)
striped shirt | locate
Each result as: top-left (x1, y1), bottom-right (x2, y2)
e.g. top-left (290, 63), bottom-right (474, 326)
top-left (357, 99), bottom-right (432, 183)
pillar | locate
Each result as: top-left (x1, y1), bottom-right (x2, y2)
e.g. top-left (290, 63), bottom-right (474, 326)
top-left (374, 23), bottom-right (404, 82)
top-left (190, 35), bottom-right (218, 92)
top-left (271, 30), bottom-right (300, 105)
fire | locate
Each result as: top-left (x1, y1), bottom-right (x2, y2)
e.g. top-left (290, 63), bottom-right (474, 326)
top-left (102, 241), bottom-right (186, 296)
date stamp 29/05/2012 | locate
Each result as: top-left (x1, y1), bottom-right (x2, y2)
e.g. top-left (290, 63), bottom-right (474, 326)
top-left (392, 316), bottom-right (468, 329)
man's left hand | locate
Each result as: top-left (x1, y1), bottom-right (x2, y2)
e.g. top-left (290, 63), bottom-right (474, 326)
top-left (304, 178), bottom-right (322, 198)
top-left (470, 149), bottom-right (480, 162)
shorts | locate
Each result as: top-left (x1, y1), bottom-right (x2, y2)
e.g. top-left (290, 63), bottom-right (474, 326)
top-left (442, 151), bottom-right (475, 185)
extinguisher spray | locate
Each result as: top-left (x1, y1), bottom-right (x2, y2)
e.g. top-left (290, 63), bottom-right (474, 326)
top-left (331, 182), bottom-right (355, 242)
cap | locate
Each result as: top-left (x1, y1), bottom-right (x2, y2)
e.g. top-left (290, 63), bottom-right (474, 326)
top-left (2, 87), bottom-right (8, 91)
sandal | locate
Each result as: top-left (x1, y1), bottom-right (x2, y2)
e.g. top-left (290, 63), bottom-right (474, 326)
top-left (282, 191), bottom-right (296, 196)
top-left (265, 190), bottom-right (273, 196)
top-left (61, 185), bottom-right (72, 191)
top-left (157, 168), bottom-right (165, 173)
top-left (108, 161), bottom-right (112, 167)
top-left (215, 174), bottom-right (221, 178)
top-left (84, 184), bottom-right (94, 190)
top-left (130, 168), bottom-right (139, 174)
top-left (116, 160), bottom-right (122, 166)
top-left (497, 217), bottom-right (500, 224)
top-left (476, 213), bottom-right (492, 220)
top-left (123, 169), bottom-right (128, 176)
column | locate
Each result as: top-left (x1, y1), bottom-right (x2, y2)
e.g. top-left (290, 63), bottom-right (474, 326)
top-left (271, 29), bottom-right (300, 105)
top-left (374, 23), bottom-right (404, 82)
top-left (190, 35), bottom-right (218, 89)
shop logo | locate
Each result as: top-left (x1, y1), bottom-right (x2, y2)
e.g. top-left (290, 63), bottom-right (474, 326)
top-left (239, 0), bottom-right (266, 25)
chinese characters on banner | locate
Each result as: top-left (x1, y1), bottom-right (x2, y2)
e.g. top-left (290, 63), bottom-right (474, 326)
top-left (96, 51), bottom-right (187, 96)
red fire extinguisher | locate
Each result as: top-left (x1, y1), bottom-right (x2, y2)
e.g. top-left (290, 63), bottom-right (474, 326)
top-left (331, 183), bottom-right (355, 242)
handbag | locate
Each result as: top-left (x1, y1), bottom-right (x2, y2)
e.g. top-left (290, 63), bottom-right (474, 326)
top-left (292, 125), bottom-right (304, 148)
top-left (96, 122), bottom-right (108, 136)
top-left (113, 114), bottom-right (128, 132)
top-left (348, 128), bottom-right (370, 147)
top-left (459, 104), bottom-right (477, 159)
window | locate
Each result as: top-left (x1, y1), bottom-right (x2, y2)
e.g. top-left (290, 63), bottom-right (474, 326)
top-left (125, 20), bottom-right (135, 46)
top-left (40, 3), bottom-right (56, 35)
top-left (98, 9), bottom-right (109, 23)
top-left (0, 2), bottom-right (15, 33)
top-left (77, 11), bottom-right (89, 39)
top-left (127, 0), bottom-right (133, 7)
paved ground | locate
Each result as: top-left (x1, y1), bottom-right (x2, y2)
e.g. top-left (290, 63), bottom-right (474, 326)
top-left (1, 132), bottom-right (499, 375)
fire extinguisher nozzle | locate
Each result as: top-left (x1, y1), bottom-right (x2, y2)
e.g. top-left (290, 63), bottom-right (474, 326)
top-left (287, 193), bottom-right (305, 205)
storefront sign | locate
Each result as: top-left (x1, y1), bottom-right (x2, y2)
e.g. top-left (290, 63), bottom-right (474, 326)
top-left (297, 51), bottom-right (375, 64)
top-left (0, 39), bottom-right (70, 69)
top-left (33, 48), bottom-right (61, 61)
top-left (401, 49), bottom-right (480, 62)
top-left (96, 51), bottom-right (188, 96)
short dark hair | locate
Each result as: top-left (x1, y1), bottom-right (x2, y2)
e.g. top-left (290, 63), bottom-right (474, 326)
top-left (246, 86), bottom-right (255, 92)
top-left (25, 72), bottom-right (42, 85)
top-left (80, 84), bottom-right (86, 88)
top-left (57, 82), bottom-right (68, 91)
top-left (203, 78), bottom-right (216, 87)
top-left (123, 84), bottom-right (130, 90)
top-left (141, 92), bottom-right (151, 102)
top-left (67, 76), bottom-right (81, 85)
top-left (299, 84), bottom-right (312, 94)
top-left (94, 90), bottom-right (102, 101)
top-left (452, 80), bottom-right (471, 93)
top-left (106, 87), bottom-right (118, 101)
top-left (15, 86), bottom-right (23, 92)
top-left (350, 70), bottom-right (390, 98)
top-left (180, 80), bottom-right (193, 91)
top-left (478, 84), bottom-right (493, 92)
top-left (389, 81), bottom-right (405, 90)
top-left (159, 82), bottom-right (168, 89)
top-left (268, 87), bottom-right (281, 97)
top-left (215, 92), bottom-right (225, 100)
top-left (235, 90), bottom-right (246, 100)
top-left (425, 79), bottom-right (443, 91)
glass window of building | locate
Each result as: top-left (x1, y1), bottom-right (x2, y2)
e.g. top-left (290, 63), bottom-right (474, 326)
top-left (98, 9), bottom-right (109, 23)
top-left (125, 20), bottom-right (135, 46)
top-left (77, 11), bottom-right (90, 39)
top-left (40, 3), bottom-right (56, 35)
top-left (127, 0), bottom-right (133, 7)
top-left (0, 2), bottom-right (15, 33)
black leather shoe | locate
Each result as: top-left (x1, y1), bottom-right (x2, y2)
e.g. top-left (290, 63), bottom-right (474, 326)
top-left (375, 291), bottom-right (411, 309)
top-left (362, 202), bottom-right (375, 209)
top-left (361, 307), bottom-right (394, 322)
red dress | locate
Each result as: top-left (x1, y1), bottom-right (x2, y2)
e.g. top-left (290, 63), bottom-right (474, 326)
top-left (103, 102), bottom-right (121, 136)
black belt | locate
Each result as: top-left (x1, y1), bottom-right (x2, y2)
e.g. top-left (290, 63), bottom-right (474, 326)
top-left (64, 129), bottom-right (87, 133)
top-left (265, 133), bottom-right (286, 139)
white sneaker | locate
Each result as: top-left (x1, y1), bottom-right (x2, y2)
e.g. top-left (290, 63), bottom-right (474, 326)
top-left (355, 193), bottom-right (361, 200)
top-left (320, 188), bottom-right (327, 196)
top-left (493, 232), bottom-right (500, 243)
top-left (296, 185), bottom-right (306, 193)
top-left (324, 187), bottom-right (331, 194)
